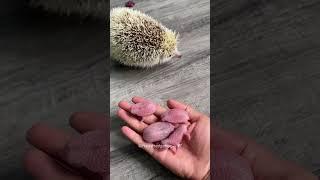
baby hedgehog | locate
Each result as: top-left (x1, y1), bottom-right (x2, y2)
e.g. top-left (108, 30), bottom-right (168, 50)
top-left (29, 0), bottom-right (108, 17)
top-left (111, 7), bottom-right (181, 68)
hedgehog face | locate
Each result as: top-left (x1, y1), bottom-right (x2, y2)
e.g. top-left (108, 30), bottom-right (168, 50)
top-left (161, 48), bottom-right (182, 64)
top-left (161, 29), bottom-right (180, 61)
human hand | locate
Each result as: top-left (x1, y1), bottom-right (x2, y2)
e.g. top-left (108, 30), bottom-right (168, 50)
top-left (117, 96), bottom-right (210, 179)
top-left (24, 112), bottom-right (108, 180)
top-left (213, 126), bottom-right (318, 180)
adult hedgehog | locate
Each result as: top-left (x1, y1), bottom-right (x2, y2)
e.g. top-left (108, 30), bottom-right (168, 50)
top-left (111, 7), bottom-right (181, 68)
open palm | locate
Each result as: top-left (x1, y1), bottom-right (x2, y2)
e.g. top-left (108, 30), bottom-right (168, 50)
top-left (118, 97), bottom-right (210, 179)
top-left (24, 112), bottom-right (107, 180)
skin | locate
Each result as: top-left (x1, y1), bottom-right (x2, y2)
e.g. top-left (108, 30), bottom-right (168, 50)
top-left (119, 97), bottom-right (318, 180)
top-left (130, 100), bottom-right (156, 117)
top-left (23, 112), bottom-right (107, 180)
top-left (118, 97), bottom-right (210, 179)
top-left (161, 123), bottom-right (193, 154)
top-left (143, 122), bottom-right (175, 143)
top-left (161, 109), bottom-right (190, 123)
top-left (213, 126), bottom-right (318, 180)
top-left (23, 96), bottom-right (318, 180)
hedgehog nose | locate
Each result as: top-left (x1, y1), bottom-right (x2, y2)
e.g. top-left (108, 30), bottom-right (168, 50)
top-left (175, 52), bottom-right (182, 58)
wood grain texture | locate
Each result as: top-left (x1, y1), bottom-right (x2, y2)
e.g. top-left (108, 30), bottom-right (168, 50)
top-left (110, 0), bottom-right (210, 179)
top-left (214, 0), bottom-right (320, 174)
top-left (0, 3), bottom-right (106, 179)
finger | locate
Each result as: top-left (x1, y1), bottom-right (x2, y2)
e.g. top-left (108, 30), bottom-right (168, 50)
top-left (119, 100), bottom-right (158, 124)
top-left (121, 126), bottom-right (155, 156)
top-left (141, 115), bottom-right (159, 124)
top-left (213, 127), bottom-right (258, 155)
top-left (186, 122), bottom-right (196, 140)
top-left (167, 99), bottom-right (203, 121)
top-left (69, 112), bottom-right (107, 133)
top-left (26, 123), bottom-right (70, 158)
top-left (117, 109), bottom-right (147, 133)
top-left (118, 100), bottom-right (132, 111)
top-left (212, 127), bottom-right (297, 174)
top-left (23, 148), bottom-right (83, 180)
top-left (132, 96), bottom-right (167, 116)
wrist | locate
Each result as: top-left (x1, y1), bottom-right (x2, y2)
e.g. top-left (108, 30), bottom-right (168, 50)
top-left (191, 161), bottom-right (210, 180)
top-left (288, 172), bottom-right (318, 180)
top-left (201, 169), bottom-right (210, 180)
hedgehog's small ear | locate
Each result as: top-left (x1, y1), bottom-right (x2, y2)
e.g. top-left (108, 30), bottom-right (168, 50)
top-left (176, 32), bottom-right (180, 39)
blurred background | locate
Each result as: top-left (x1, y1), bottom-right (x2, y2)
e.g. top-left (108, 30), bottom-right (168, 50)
top-left (214, 0), bottom-right (320, 176)
top-left (0, 0), bottom-right (106, 179)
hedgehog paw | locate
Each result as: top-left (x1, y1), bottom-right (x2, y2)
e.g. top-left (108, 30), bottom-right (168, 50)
top-left (185, 122), bottom-right (196, 140)
top-left (169, 146), bottom-right (177, 154)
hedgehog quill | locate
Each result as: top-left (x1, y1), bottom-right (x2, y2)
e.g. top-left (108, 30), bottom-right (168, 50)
top-left (111, 7), bottom-right (181, 68)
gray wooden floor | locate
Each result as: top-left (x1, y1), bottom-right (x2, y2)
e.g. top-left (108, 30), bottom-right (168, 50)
top-left (0, 2), bottom-right (106, 179)
top-left (214, 0), bottom-right (320, 175)
top-left (110, 0), bottom-right (210, 179)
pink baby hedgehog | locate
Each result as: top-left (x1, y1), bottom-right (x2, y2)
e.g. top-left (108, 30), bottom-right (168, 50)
top-left (130, 100), bottom-right (157, 117)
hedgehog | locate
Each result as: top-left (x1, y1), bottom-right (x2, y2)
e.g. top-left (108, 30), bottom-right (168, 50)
top-left (29, 0), bottom-right (108, 17)
top-left (111, 7), bottom-right (181, 68)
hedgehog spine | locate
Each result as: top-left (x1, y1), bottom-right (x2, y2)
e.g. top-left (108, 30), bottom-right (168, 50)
top-left (110, 7), bottom-right (180, 67)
